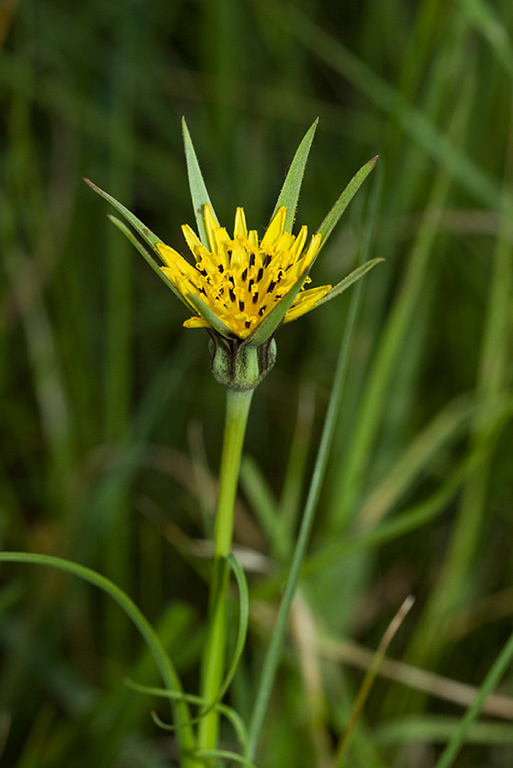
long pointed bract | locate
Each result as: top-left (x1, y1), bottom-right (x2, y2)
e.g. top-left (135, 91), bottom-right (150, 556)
top-left (312, 258), bottom-right (384, 310)
top-left (182, 117), bottom-right (219, 248)
top-left (271, 119), bottom-right (318, 232)
top-left (316, 156), bottom-right (379, 246)
top-left (245, 269), bottom-right (310, 348)
top-left (84, 178), bottom-right (163, 253)
top-left (187, 293), bottom-right (237, 340)
top-left (108, 216), bottom-right (192, 309)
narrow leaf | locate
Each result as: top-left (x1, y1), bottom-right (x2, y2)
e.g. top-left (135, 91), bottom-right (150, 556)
top-left (84, 178), bottom-right (162, 251)
top-left (182, 117), bottom-right (218, 247)
top-left (108, 216), bottom-right (191, 309)
top-left (194, 749), bottom-right (258, 768)
top-left (245, 270), bottom-right (309, 347)
top-left (316, 156), bottom-right (378, 245)
top-left (218, 554), bottom-right (249, 699)
top-left (186, 293), bottom-right (235, 339)
top-left (271, 119), bottom-right (318, 232)
top-left (0, 552), bottom-right (194, 749)
top-left (313, 258), bottom-right (383, 309)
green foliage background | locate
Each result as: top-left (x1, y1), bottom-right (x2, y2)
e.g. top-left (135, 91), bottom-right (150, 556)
top-left (1, 0), bottom-right (513, 766)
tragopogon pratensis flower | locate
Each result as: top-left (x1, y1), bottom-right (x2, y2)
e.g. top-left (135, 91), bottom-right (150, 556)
top-left (157, 203), bottom-right (327, 340)
top-left (85, 119), bottom-right (381, 390)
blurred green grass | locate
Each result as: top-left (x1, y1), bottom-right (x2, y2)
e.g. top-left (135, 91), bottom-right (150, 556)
top-left (1, 0), bottom-right (513, 766)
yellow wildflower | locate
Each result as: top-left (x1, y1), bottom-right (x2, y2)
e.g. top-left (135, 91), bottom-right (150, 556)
top-left (156, 204), bottom-right (329, 340)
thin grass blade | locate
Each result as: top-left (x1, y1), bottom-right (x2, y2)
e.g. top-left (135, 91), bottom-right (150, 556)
top-left (0, 552), bottom-right (197, 764)
top-left (435, 627), bottom-right (513, 768)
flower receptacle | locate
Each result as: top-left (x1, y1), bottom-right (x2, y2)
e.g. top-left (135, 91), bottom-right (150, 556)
top-left (209, 337), bottom-right (277, 391)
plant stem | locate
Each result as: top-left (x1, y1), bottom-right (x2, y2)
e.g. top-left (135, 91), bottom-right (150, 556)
top-left (198, 387), bottom-right (254, 755)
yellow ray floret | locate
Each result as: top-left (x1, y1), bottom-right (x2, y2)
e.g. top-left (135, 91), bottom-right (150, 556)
top-left (156, 205), bottom-right (329, 340)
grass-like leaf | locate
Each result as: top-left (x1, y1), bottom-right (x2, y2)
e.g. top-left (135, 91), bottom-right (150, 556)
top-left (127, 681), bottom-right (249, 751)
top-left (0, 551), bottom-right (197, 765)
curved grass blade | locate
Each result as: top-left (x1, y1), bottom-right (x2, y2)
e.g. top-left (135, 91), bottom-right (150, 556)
top-left (182, 117), bottom-right (218, 247)
top-left (127, 682), bottom-right (249, 751)
top-left (218, 553), bottom-right (249, 699)
top-left (271, 119), bottom-right (318, 232)
top-left (127, 553), bottom-right (248, 730)
top-left (194, 749), bottom-right (258, 768)
top-left (0, 552), bottom-right (196, 763)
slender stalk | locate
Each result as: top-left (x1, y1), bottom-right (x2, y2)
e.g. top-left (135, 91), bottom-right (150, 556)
top-left (199, 387), bottom-right (254, 755)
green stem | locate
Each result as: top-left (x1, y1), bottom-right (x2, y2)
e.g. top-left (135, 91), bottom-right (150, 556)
top-left (199, 387), bottom-right (254, 755)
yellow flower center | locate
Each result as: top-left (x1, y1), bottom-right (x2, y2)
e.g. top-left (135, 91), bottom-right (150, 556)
top-left (156, 204), bottom-right (330, 339)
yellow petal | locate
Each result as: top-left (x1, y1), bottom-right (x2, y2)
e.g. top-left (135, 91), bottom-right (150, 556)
top-left (261, 206), bottom-right (286, 248)
top-left (182, 224), bottom-right (206, 260)
top-left (283, 284), bottom-right (331, 323)
top-left (184, 315), bottom-right (210, 329)
top-left (203, 204), bottom-right (219, 251)
top-left (302, 233), bottom-right (323, 267)
top-left (289, 225), bottom-right (308, 260)
top-left (156, 242), bottom-right (185, 268)
top-left (233, 207), bottom-right (248, 239)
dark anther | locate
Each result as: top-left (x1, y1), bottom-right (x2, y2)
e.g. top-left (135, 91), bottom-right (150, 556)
top-left (241, 268), bottom-right (247, 281)
top-left (239, 300), bottom-right (245, 311)
top-left (229, 288), bottom-right (236, 303)
top-left (257, 267), bottom-right (264, 282)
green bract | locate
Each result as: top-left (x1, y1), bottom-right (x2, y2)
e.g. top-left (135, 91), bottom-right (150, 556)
top-left (85, 119), bottom-right (381, 390)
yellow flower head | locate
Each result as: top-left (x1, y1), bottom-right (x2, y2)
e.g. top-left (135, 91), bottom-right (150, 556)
top-left (156, 204), bottom-right (329, 340)
top-left (85, 119), bottom-right (380, 388)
